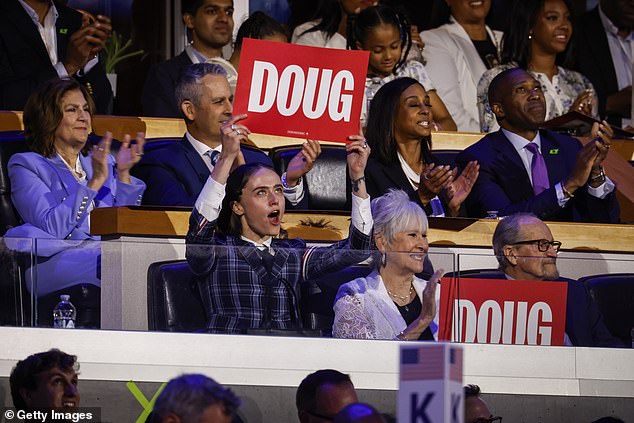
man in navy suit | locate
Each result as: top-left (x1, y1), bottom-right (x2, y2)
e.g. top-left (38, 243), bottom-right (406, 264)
top-left (142, 0), bottom-right (235, 117)
top-left (0, 0), bottom-right (113, 113)
top-left (456, 67), bottom-right (619, 223)
top-left (134, 62), bottom-right (318, 207)
top-left (492, 213), bottom-right (623, 348)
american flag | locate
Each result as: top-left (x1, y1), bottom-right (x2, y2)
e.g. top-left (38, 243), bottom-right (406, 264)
top-left (449, 346), bottom-right (463, 383)
top-left (400, 345), bottom-right (463, 382)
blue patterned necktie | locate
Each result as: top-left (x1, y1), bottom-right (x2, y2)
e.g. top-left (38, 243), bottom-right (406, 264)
top-left (206, 149), bottom-right (220, 167)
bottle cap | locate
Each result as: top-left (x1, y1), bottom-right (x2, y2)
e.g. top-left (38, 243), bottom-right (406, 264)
top-left (60, 294), bottom-right (70, 301)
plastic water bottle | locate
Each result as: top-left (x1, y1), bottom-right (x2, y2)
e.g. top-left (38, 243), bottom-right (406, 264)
top-left (53, 295), bottom-right (76, 329)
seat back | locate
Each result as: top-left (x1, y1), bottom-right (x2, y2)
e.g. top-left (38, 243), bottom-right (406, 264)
top-left (0, 132), bottom-right (30, 235)
top-left (432, 149), bottom-right (462, 168)
top-left (578, 273), bottom-right (634, 345)
top-left (443, 269), bottom-right (505, 279)
top-left (147, 260), bottom-right (207, 332)
top-left (269, 145), bottom-right (351, 211)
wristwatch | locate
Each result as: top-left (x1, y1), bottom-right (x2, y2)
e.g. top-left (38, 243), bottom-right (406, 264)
top-left (281, 173), bottom-right (301, 189)
top-left (589, 166), bottom-right (606, 184)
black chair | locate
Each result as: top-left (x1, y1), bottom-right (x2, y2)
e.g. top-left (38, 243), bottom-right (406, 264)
top-left (0, 132), bottom-right (30, 235)
top-left (443, 269), bottom-right (505, 279)
top-left (432, 149), bottom-right (462, 168)
top-left (269, 145), bottom-right (351, 211)
top-left (577, 273), bottom-right (634, 346)
top-left (147, 259), bottom-right (207, 332)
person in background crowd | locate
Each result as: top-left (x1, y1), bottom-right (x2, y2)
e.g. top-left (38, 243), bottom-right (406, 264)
top-left (574, 0), bottom-right (633, 128)
top-left (477, 0), bottom-right (598, 133)
top-left (333, 403), bottom-right (387, 423)
top-left (151, 374), bottom-right (241, 423)
top-left (134, 63), bottom-right (318, 208)
top-left (10, 349), bottom-right (80, 413)
top-left (457, 68), bottom-right (619, 222)
top-left (464, 384), bottom-right (500, 423)
top-left (228, 11), bottom-right (289, 73)
top-left (348, 5), bottom-right (456, 130)
top-left (333, 189), bottom-right (442, 341)
top-left (6, 78), bottom-right (145, 328)
top-left (142, 0), bottom-right (234, 117)
top-left (364, 77), bottom-right (479, 217)
top-left (421, 0), bottom-right (503, 132)
top-left (492, 213), bottom-right (624, 347)
top-left (185, 112), bottom-right (371, 333)
top-left (291, 0), bottom-right (376, 49)
top-left (0, 0), bottom-right (113, 113)
top-left (296, 369), bottom-right (359, 423)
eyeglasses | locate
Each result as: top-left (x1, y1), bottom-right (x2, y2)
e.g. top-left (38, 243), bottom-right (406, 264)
top-left (511, 239), bottom-right (562, 252)
top-left (305, 410), bottom-right (334, 421)
top-left (472, 417), bottom-right (503, 423)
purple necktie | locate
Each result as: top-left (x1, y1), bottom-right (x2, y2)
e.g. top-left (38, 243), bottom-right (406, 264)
top-left (524, 142), bottom-right (549, 195)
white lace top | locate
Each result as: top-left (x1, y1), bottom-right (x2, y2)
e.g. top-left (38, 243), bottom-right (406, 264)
top-left (332, 270), bottom-right (440, 340)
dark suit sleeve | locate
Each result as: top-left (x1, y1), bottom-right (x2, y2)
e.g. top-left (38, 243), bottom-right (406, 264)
top-left (142, 62), bottom-right (181, 118)
top-left (456, 149), bottom-right (563, 219)
top-left (133, 159), bottom-right (197, 206)
top-left (185, 208), bottom-right (218, 276)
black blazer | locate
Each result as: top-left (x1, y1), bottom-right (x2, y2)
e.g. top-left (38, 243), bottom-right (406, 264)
top-left (455, 129), bottom-right (619, 222)
top-left (573, 7), bottom-right (621, 125)
top-left (132, 136), bottom-right (274, 207)
top-left (142, 51), bottom-right (192, 118)
top-left (0, 0), bottom-right (113, 113)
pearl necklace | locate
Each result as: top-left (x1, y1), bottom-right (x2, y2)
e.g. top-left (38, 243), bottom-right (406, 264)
top-left (387, 284), bottom-right (414, 301)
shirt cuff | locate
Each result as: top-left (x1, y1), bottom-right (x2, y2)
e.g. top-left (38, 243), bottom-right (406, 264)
top-left (81, 56), bottom-right (99, 75)
top-left (587, 176), bottom-right (615, 199)
top-left (282, 172), bottom-right (305, 205)
top-left (555, 182), bottom-right (570, 207)
top-left (351, 194), bottom-right (373, 235)
top-left (54, 61), bottom-right (70, 78)
top-left (195, 177), bottom-right (226, 222)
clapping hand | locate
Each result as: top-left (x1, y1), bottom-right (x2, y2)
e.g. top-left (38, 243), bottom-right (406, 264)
top-left (570, 89), bottom-right (595, 116)
top-left (116, 132), bottom-right (145, 183)
top-left (444, 161), bottom-right (479, 217)
top-left (88, 131), bottom-right (112, 191)
top-left (417, 163), bottom-right (453, 206)
top-left (286, 139), bottom-right (322, 187)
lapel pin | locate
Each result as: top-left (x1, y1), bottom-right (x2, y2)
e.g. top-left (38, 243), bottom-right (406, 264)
top-left (549, 149), bottom-right (559, 155)
top-left (59, 28), bottom-right (68, 34)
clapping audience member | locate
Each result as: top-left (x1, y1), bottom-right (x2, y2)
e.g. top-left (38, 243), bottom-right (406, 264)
top-left (457, 68), bottom-right (619, 222)
top-left (152, 374), bottom-right (241, 423)
top-left (464, 385), bottom-right (500, 423)
top-left (142, 0), bottom-right (234, 117)
top-left (228, 11), bottom-right (289, 73)
top-left (492, 213), bottom-right (623, 347)
top-left (185, 116), bottom-right (372, 333)
top-left (333, 189), bottom-right (442, 341)
top-left (477, 0), bottom-right (598, 133)
top-left (333, 403), bottom-right (387, 423)
top-left (296, 369), bottom-right (359, 422)
top-left (365, 77), bottom-right (479, 217)
top-left (348, 5), bottom-right (456, 130)
top-left (574, 0), bottom-right (633, 128)
top-left (7, 78), bottom-right (145, 327)
top-left (291, 0), bottom-right (376, 49)
top-left (0, 0), bottom-right (113, 113)
top-left (10, 349), bottom-right (80, 414)
top-left (421, 0), bottom-right (503, 132)
top-left (134, 63), bottom-right (318, 207)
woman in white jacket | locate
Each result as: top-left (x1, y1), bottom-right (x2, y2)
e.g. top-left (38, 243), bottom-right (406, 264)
top-left (421, 0), bottom-right (503, 132)
top-left (333, 189), bottom-right (442, 341)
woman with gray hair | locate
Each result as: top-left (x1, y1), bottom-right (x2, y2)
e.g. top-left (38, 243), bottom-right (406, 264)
top-left (333, 189), bottom-right (442, 341)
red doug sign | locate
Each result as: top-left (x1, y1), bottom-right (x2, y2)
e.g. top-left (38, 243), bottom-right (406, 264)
top-left (438, 278), bottom-right (568, 346)
top-left (233, 39), bottom-right (369, 143)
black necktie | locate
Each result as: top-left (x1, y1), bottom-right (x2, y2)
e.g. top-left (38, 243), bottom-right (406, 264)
top-left (259, 248), bottom-right (274, 275)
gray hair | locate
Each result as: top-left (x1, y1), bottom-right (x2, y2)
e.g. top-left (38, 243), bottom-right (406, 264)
top-left (371, 189), bottom-right (428, 245)
top-left (152, 374), bottom-right (240, 423)
top-left (492, 213), bottom-right (539, 270)
top-left (175, 63), bottom-right (228, 110)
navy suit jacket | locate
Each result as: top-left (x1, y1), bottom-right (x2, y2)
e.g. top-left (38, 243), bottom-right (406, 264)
top-left (142, 51), bottom-right (192, 118)
top-left (132, 136), bottom-right (273, 207)
top-left (455, 129), bottom-right (619, 222)
top-left (573, 7), bottom-right (621, 126)
top-left (0, 0), bottom-right (113, 113)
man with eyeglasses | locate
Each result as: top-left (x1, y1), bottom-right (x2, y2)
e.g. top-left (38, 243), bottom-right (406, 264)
top-left (296, 369), bottom-right (359, 422)
top-left (464, 385), bottom-right (501, 423)
top-left (493, 213), bottom-right (624, 347)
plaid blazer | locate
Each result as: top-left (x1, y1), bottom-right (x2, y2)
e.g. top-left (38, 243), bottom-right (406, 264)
top-left (186, 208), bottom-right (372, 333)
